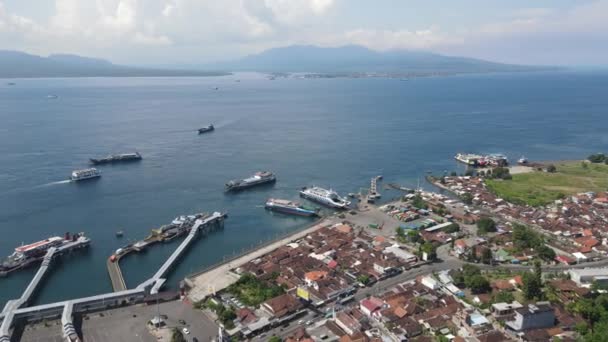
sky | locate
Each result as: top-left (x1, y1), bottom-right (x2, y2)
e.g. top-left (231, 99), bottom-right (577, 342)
top-left (0, 0), bottom-right (607, 66)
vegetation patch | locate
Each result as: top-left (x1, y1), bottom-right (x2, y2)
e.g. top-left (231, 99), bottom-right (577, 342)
top-left (227, 273), bottom-right (284, 307)
top-left (485, 161), bottom-right (608, 206)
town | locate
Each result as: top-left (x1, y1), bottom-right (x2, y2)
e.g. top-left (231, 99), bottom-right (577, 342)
top-left (7, 158), bottom-right (608, 342)
top-left (179, 160), bottom-right (608, 342)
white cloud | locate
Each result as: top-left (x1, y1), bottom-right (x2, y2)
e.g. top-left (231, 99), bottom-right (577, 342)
top-left (0, 0), bottom-right (606, 65)
top-left (332, 27), bottom-right (458, 51)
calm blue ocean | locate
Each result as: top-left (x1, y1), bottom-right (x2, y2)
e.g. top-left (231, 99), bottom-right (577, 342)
top-left (1, 70), bottom-right (607, 306)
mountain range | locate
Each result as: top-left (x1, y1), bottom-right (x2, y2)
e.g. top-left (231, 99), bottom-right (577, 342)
top-left (0, 50), bottom-right (226, 78)
top-left (0, 45), bottom-right (546, 78)
top-left (208, 45), bottom-right (544, 74)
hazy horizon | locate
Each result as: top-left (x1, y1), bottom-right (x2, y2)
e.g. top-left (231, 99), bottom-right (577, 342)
top-left (1, 0), bottom-right (607, 67)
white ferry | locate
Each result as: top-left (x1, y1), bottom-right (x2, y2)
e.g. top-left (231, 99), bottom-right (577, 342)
top-left (70, 168), bottom-right (101, 181)
top-left (299, 186), bottom-right (350, 209)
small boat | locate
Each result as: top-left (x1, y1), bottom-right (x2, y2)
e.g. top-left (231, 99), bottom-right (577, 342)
top-left (7, 82), bottom-right (15, 86)
top-left (46, 94), bottom-right (58, 99)
top-left (198, 125), bottom-right (215, 134)
top-left (348, 193), bottom-right (356, 198)
top-left (116, 231), bottom-right (124, 237)
top-left (518, 156), bottom-right (529, 165)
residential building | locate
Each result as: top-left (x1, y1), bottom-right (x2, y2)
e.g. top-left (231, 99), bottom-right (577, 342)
top-left (506, 302), bottom-right (555, 331)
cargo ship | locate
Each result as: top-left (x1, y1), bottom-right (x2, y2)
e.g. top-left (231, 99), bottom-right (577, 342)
top-left (265, 198), bottom-right (319, 217)
top-left (90, 152), bottom-right (142, 165)
top-left (70, 168), bottom-right (101, 181)
top-left (198, 124), bottom-right (214, 134)
top-left (225, 171), bottom-right (276, 191)
top-left (0, 233), bottom-right (90, 276)
top-left (299, 186), bottom-right (350, 209)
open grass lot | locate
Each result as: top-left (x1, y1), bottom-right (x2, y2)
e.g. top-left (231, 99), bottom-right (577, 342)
top-left (486, 161), bottom-right (608, 206)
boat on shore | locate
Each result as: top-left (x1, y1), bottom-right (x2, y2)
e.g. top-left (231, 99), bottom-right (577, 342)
top-left (225, 171), bottom-right (276, 192)
top-left (265, 198), bottom-right (319, 217)
top-left (70, 168), bottom-right (101, 182)
top-left (299, 186), bottom-right (350, 209)
top-left (518, 156), bottom-right (529, 165)
top-left (0, 233), bottom-right (90, 276)
top-left (198, 124), bottom-right (214, 134)
top-left (90, 152), bottom-right (142, 165)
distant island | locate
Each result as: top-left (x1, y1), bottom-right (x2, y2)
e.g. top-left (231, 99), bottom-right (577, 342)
top-left (0, 50), bottom-right (228, 78)
top-left (1, 45), bottom-right (554, 79)
top-left (207, 44), bottom-right (552, 76)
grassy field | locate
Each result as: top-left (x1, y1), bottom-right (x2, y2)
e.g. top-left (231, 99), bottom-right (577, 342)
top-left (485, 161), bottom-right (608, 206)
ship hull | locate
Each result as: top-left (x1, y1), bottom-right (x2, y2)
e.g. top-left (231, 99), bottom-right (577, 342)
top-left (299, 191), bottom-right (349, 209)
top-left (225, 177), bottom-right (276, 192)
top-left (198, 126), bottom-right (214, 134)
top-left (90, 156), bottom-right (142, 165)
top-left (71, 174), bottom-right (101, 182)
top-left (265, 204), bottom-right (318, 217)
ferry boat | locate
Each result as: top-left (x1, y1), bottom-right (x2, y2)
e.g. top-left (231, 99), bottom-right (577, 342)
top-left (70, 168), bottom-right (101, 181)
top-left (265, 198), bottom-right (319, 217)
top-left (0, 233), bottom-right (90, 275)
top-left (299, 186), bottom-right (350, 209)
top-left (225, 171), bottom-right (276, 191)
top-left (454, 153), bottom-right (483, 166)
top-left (90, 152), bottom-right (142, 165)
top-left (198, 124), bottom-right (215, 134)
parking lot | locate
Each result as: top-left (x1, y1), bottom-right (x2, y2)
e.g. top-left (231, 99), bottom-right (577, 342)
top-left (19, 300), bottom-right (218, 342)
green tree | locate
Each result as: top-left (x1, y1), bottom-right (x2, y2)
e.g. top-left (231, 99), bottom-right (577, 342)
top-left (481, 248), bottom-right (493, 265)
top-left (460, 192), bottom-right (473, 205)
top-left (493, 290), bottom-right (515, 303)
top-left (537, 245), bottom-right (556, 261)
top-left (171, 328), bottom-right (186, 342)
top-left (396, 227), bottom-right (405, 238)
top-left (546, 164), bottom-right (557, 173)
top-left (269, 336), bottom-right (282, 342)
top-left (467, 274), bottom-right (491, 294)
top-left (522, 272), bottom-right (543, 300)
top-left (420, 242), bottom-right (437, 261)
top-left (588, 153), bottom-right (606, 163)
top-left (407, 230), bottom-right (421, 244)
top-left (412, 194), bottom-right (428, 209)
top-left (477, 217), bottom-right (497, 235)
top-left (357, 274), bottom-right (370, 285)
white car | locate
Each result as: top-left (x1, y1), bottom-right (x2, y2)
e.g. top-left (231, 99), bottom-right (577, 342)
top-left (182, 328), bottom-right (190, 335)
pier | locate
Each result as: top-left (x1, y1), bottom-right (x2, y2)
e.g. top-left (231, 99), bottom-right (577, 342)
top-left (1, 210), bottom-right (225, 342)
top-left (139, 211), bottom-right (226, 295)
top-left (107, 254), bottom-right (127, 292)
top-left (367, 175), bottom-right (382, 202)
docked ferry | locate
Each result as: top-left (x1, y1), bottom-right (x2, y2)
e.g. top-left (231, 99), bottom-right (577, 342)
top-left (90, 152), bottom-right (142, 165)
top-left (0, 233), bottom-right (90, 275)
top-left (454, 153), bottom-right (483, 166)
top-left (198, 124), bottom-right (215, 134)
top-left (299, 186), bottom-right (350, 209)
top-left (265, 198), bottom-right (319, 217)
top-left (70, 168), bottom-right (101, 181)
top-left (225, 171), bottom-right (276, 191)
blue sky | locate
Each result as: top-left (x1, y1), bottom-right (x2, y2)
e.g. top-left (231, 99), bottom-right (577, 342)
top-left (0, 0), bottom-right (606, 66)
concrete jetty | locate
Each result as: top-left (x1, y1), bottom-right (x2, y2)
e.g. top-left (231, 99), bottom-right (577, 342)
top-left (107, 254), bottom-right (127, 292)
top-left (139, 211), bottom-right (226, 295)
top-left (107, 211), bottom-right (226, 293)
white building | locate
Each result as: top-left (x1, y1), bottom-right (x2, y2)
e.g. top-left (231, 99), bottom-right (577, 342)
top-left (569, 268), bottom-right (608, 287)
